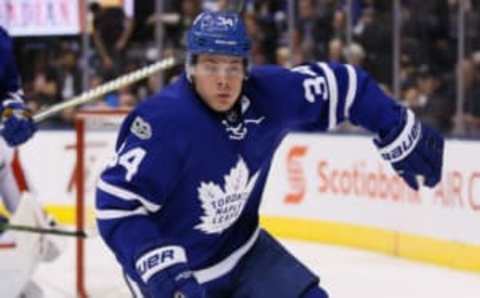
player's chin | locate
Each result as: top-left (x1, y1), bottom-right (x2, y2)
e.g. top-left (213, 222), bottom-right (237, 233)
top-left (212, 98), bottom-right (236, 112)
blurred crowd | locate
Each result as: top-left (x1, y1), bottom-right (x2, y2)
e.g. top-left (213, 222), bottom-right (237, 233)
top-left (10, 0), bottom-right (480, 137)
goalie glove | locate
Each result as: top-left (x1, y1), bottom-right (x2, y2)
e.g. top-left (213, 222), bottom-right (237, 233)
top-left (135, 245), bottom-right (206, 298)
top-left (0, 97), bottom-right (36, 146)
top-left (374, 109), bottom-right (444, 191)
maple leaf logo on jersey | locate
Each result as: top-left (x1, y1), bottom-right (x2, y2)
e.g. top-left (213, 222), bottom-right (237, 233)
top-left (195, 157), bottom-right (260, 234)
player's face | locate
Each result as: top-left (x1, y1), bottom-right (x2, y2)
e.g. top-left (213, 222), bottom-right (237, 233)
top-left (193, 54), bottom-right (245, 112)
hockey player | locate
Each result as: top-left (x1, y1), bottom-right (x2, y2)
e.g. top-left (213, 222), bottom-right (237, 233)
top-left (0, 26), bottom-right (36, 147)
top-left (0, 26), bottom-right (50, 297)
top-left (96, 11), bottom-right (444, 298)
top-left (0, 136), bottom-right (62, 297)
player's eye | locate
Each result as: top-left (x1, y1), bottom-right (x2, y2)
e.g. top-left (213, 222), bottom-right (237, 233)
top-left (225, 65), bottom-right (243, 77)
top-left (197, 62), bottom-right (243, 78)
top-left (198, 63), bottom-right (220, 75)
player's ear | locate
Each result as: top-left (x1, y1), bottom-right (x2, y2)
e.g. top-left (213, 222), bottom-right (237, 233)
top-left (185, 54), bottom-right (197, 82)
top-left (185, 64), bottom-right (193, 82)
top-left (185, 64), bottom-right (194, 82)
top-left (243, 58), bottom-right (250, 81)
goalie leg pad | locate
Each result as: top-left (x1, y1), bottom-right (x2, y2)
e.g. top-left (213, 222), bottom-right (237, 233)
top-left (0, 193), bottom-right (47, 297)
top-left (19, 280), bottom-right (44, 298)
top-left (0, 215), bottom-right (16, 248)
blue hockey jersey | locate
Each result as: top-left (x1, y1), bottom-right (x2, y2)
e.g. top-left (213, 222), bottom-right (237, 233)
top-left (0, 27), bottom-right (23, 102)
top-left (96, 62), bottom-right (403, 289)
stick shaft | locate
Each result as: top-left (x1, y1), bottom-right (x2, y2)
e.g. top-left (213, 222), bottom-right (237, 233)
top-left (33, 57), bottom-right (177, 123)
top-left (0, 223), bottom-right (87, 238)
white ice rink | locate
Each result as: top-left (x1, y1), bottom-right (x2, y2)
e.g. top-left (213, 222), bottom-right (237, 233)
top-left (32, 236), bottom-right (480, 298)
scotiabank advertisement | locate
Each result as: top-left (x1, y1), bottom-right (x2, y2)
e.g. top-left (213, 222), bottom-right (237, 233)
top-left (261, 134), bottom-right (480, 245)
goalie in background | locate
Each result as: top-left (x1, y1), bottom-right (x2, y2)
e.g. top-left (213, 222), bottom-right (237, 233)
top-left (0, 26), bottom-right (57, 297)
top-left (96, 10), bottom-right (444, 298)
top-left (0, 137), bottom-right (62, 298)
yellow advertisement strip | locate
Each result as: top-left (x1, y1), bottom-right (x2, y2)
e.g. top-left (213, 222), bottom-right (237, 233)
top-left (1, 204), bottom-right (82, 227)
top-left (4, 204), bottom-right (480, 273)
top-left (44, 205), bottom-right (78, 226)
top-left (260, 216), bottom-right (480, 273)
top-left (0, 206), bottom-right (7, 217)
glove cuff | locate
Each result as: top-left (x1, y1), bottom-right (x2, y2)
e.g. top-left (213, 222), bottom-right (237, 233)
top-left (375, 109), bottom-right (422, 163)
top-left (136, 245), bottom-right (188, 284)
top-left (1, 94), bottom-right (25, 111)
top-left (135, 244), bottom-right (205, 297)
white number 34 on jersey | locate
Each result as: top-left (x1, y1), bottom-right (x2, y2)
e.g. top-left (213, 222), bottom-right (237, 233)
top-left (108, 143), bottom-right (146, 182)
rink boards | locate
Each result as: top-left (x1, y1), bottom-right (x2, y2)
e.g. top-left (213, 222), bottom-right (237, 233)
top-left (5, 130), bottom-right (480, 273)
top-left (261, 133), bottom-right (480, 272)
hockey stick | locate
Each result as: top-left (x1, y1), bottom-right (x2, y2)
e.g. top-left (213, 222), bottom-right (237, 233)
top-left (32, 56), bottom-right (178, 123)
top-left (0, 222), bottom-right (87, 238)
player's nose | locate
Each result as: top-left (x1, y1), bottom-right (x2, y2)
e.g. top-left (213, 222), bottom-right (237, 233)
top-left (216, 74), bottom-right (229, 89)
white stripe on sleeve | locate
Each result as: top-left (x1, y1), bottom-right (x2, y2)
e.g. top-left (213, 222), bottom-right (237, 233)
top-left (124, 274), bottom-right (145, 298)
top-left (97, 179), bottom-right (161, 213)
top-left (317, 63), bottom-right (339, 130)
top-left (7, 90), bottom-right (24, 102)
top-left (377, 110), bottom-right (421, 163)
top-left (96, 206), bottom-right (149, 220)
top-left (194, 227), bottom-right (260, 283)
top-left (344, 65), bottom-right (357, 119)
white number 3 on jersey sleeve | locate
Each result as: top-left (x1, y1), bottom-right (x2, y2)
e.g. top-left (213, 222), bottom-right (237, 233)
top-left (108, 144), bottom-right (147, 182)
top-left (292, 65), bottom-right (328, 103)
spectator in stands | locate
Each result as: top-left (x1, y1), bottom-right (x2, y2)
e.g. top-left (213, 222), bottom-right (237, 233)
top-left (251, 0), bottom-right (287, 64)
top-left (275, 46), bottom-right (291, 68)
top-left (331, 9), bottom-right (347, 41)
top-left (327, 38), bottom-right (344, 63)
top-left (31, 71), bottom-right (58, 111)
top-left (147, 0), bottom-right (200, 50)
top-left (7, 0), bottom-right (480, 137)
top-left (245, 12), bottom-right (268, 65)
top-left (90, 1), bottom-right (134, 80)
top-left (343, 42), bottom-right (366, 66)
top-left (463, 56), bottom-right (480, 137)
top-left (125, 0), bottom-right (155, 44)
top-left (406, 68), bottom-right (455, 134)
top-left (55, 47), bottom-right (83, 126)
top-left (56, 46), bottom-right (82, 101)
top-left (117, 88), bottom-right (138, 108)
top-left (354, 6), bottom-right (393, 86)
top-left (294, 0), bottom-right (332, 62)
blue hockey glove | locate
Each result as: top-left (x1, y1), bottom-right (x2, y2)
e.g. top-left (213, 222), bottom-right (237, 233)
top-left (136, 245), bottom-right (206, 298)
top-left (374, 109), bottom-right (444, 191)
top-left (0, 98), bottom-right (37, 146)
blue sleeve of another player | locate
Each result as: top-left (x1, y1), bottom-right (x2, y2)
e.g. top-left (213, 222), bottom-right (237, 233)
top-left (0, 27), bottom-right (23, 101)
top-left (95, 106), bottom-right (190, 285)
top-left (265, 62), bottom-right (403, 135)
